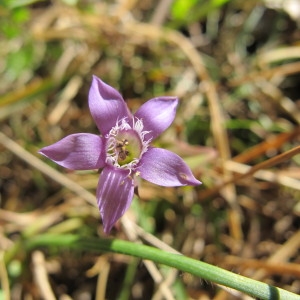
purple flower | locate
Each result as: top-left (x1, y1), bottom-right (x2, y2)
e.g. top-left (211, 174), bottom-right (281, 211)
top-left (39, 76), bottom-right (201, 233)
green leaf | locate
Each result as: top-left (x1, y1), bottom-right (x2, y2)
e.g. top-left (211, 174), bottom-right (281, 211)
top-left (4, 0), bottom-right (47, 9)
top-left (170, 0), bottom-right (231, 26)
top-left (171, 0), bottom-right (198, 21)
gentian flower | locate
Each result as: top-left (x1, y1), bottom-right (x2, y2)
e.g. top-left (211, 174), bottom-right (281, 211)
top-left (39, 76), bottom-right (201, 233)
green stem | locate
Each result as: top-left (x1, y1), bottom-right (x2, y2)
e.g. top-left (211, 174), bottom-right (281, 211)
top-left (118, 258), bottom-right (139, 300)
top-left (24, 234), bottom-right (299, 300)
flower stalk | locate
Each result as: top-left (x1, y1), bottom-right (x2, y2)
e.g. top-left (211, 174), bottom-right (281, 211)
top-left (25, 234), bottom-right (300, 300)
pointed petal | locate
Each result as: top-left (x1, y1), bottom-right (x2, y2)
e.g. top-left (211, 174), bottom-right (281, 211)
top-left (39, 133), bottom-right (105, 170)
top-left (97, 167), bottom-right (134, 233)
top-left (134, 97), bottom-right (178, 139)
top-left (88, 75), bottom-right (131, 135)
top-left (137, 147), bottom-right (201, 187)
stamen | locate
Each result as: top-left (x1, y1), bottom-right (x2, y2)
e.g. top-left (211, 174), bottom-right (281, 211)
top-left (105, 117), bottom-right (151, 171)
top-left (116, 139), bottom-right (130, 161)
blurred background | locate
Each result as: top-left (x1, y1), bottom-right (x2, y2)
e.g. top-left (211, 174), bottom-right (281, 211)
top-left (1, 0), bottom-right (300, 299)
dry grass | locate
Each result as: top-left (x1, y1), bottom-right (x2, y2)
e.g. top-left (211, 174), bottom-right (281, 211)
top-left (1, 0), bottom-right (300, 299)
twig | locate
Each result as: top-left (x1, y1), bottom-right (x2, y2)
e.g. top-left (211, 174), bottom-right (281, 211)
top-left (252, 230), bottom-right (300, 281)
top-left (199, 145), bottom-right (300, 200)
top-left (32, 251), bottom-right (56, 300)
top-left (150, 0), bottom-right (174, 26)
top-left (0, 251), bottom-right (10, 300)
top-left (225, 161), bottom-right (300, 191)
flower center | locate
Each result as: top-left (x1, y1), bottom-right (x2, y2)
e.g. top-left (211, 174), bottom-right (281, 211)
top-left (115, 130), bottom-right (142, 165)
top-left (105, 118), bottom-right (151, 170)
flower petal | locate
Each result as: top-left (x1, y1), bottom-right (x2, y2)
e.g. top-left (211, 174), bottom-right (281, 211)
top-left (134, 97), bottom-right (178, 139)
top-left (39, 133), bottom-right (105, 170)
top-left (97, 167), bottom-right (134, 233)
top-left (88, 75), bottom-right (131, 135)
top-left (137, 147), bottom-right (201, 187)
